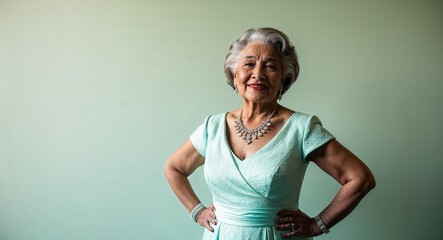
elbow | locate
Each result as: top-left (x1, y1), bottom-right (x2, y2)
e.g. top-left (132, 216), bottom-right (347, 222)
top-left (164, 159), bottom-right (188, 181)
top-left (348, 170), bottom-right (376, 196)
top-left (367, 173), bottom-right (376, 191)
top-left (164, 160), bottom-right (174, 181)
top-left (360, 171), bottom-right (376, 194)
top-left (164, 163), bottom-right (170, 180)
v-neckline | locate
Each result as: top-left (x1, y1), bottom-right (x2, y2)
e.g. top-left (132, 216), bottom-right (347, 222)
top-left (223, 112), bottom-right (295, 162)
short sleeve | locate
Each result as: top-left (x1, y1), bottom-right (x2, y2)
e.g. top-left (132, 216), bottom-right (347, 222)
top-left (301, 115), bottom-right (335, 161)
top-left (190, 115), bottom-right (211, 157)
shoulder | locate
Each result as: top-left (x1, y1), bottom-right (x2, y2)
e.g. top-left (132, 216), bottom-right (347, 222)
top-left (205, 112), bottom-right (226, 124)
top-left (196, 112), bottom-right (226, 122)
top-left (292, 111), bottom-right (323, 126)
top-left (191, 112), bottom-right (226, 143)
top-left (289, 111), bottom-right (331, 137)
top-left (195, 112), bottom-right (227, 132)
top-left (292, 110), bottom-right (311, 120)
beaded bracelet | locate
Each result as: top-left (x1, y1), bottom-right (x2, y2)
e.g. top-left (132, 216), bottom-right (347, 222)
top-left (315, 215), bottom-right (330, 234)
top-left (190, 203), bottom-right (205, 222)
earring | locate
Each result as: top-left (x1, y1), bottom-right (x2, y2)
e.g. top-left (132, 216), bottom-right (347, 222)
top-left (234, 83), bottom-right (239, 94)
top-left (278, 88), bottom-right (283, 101)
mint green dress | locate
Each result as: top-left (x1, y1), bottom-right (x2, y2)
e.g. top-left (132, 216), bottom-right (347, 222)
top-left (190, 112), bottom-right (335, 240)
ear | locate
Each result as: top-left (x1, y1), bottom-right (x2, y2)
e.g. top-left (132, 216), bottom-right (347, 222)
top-left (280, 78), bottom-right (285, 89)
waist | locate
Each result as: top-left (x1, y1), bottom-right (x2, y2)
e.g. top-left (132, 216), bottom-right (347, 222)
top-left (214, 203), bottom-right (298, 227)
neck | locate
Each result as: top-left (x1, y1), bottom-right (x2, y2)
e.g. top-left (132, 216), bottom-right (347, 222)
top-left (240, 101), bottom-right (279, 120)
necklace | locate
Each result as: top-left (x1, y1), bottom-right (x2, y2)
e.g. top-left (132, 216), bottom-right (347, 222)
top-left (234, 107), bottom-right (277, 145)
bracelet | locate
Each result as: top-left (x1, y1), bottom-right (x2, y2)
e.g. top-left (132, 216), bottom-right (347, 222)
top-left (315, 215), bottom-right (330, 234)
top-left (190, 203), bottom-right (205, 222)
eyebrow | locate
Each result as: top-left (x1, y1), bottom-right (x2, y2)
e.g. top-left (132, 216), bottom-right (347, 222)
top-left (243, 55), bottom-right (256, 60)
top-left (243, 56), bottom-right (278, 62)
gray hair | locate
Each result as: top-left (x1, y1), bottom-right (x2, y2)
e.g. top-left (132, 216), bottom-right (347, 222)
top-left (224, 28), bottom-right (300, 96)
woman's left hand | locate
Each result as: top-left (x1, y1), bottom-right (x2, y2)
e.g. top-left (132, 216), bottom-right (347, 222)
top-left (274, 209), bottom-right (321, 238)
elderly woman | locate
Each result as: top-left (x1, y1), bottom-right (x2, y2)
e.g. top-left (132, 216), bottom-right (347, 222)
top-left (165, 28), bottom-right (375, 239)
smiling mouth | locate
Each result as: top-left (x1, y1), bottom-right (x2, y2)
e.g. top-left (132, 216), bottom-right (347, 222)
top-left (247, 84), bottom-right (267, 90)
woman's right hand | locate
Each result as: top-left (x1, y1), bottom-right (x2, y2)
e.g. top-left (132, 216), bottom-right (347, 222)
top-left (196, 205), bottom-right (217, 232)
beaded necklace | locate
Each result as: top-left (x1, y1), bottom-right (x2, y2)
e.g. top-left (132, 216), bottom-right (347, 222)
top-left (234, 107), bottom-right (277, 145)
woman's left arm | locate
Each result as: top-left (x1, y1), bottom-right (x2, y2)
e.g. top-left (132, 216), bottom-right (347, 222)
top-left (309, 139), bottom-right (376, 232)
top-left (276, 139), bottom-right (375, 238)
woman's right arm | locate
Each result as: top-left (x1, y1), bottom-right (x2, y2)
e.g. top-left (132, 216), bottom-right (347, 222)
top-left (164, 139), bottom-right (217, 232)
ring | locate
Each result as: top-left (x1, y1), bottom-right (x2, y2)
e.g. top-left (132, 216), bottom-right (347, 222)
top-left (291, 222), bottom-right (295, 232)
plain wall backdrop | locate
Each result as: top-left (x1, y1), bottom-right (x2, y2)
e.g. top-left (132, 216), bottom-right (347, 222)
top-left (1, 0), bottom-right (442, 239)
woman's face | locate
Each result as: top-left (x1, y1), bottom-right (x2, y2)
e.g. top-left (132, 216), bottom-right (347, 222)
top-left (234, 42), bottom-right (283, 105)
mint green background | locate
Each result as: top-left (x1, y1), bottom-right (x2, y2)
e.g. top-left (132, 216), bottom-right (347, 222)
top-left (1, 1), bottom-right (442, 239)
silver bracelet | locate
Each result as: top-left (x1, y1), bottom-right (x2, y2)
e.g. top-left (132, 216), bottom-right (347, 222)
top-left (190, 203), bottom-right (205, 222)
top-left (315, 215), bottom-right (330, 234)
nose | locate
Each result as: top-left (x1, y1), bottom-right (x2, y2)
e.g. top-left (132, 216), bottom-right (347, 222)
top-left (252, 65), bottom-right (265, 80)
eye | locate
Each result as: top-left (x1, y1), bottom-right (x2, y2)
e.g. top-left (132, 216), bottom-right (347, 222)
top-left (265, 64), bottom-right (276, 70)
top-left (243, 62), bottom-right (255, 68)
